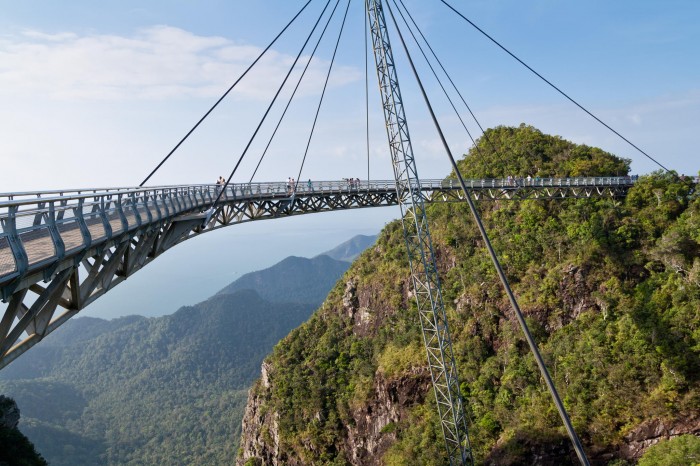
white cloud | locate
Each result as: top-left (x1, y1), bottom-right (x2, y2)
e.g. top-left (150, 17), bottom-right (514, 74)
top-left (0, 26), bottom-right (360, 101)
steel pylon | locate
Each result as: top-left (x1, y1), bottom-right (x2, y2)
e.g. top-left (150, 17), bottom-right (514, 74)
top-left (365, 1), bottom-right (473, 464)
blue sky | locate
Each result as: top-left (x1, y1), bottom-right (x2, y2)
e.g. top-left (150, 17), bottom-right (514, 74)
top-left (1, 0), bottom-right (698, 317)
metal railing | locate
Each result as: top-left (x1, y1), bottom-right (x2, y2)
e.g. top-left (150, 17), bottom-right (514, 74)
top-left (0, 177), bottom-right (636, 283)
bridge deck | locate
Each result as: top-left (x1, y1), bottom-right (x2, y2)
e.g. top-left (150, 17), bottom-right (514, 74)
top-left (0, 176), bottom-right (634, 369)
top-left (0, 177), bottom-right (633, 286)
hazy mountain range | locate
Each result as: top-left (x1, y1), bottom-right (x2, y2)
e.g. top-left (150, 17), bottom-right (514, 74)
top-left (0, 234), bottom-right (376, 465)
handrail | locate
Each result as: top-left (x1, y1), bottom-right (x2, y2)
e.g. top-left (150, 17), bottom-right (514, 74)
top-left (0, 176), bottom-right (638, 286)
top-left (0, 177), bottom-right (637, 210)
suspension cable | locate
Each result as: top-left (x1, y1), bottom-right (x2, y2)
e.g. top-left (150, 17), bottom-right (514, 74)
top-left (210, 0), bottom-right (340, 212)
top-left (248, 0), bottom-right (342, 183)
top-left (365, 0), bottom-right (371, 187)
top-left (390, 0), bottom-right (480, 153)
top-left (138, 0), bottom-right (314, 187)
top-left (293, 0), bottom-right (352, 195)
top-left (385, 1), bottom-right (591, 464)
top-left (395, 0), bottom-right (504, 169)
top-left (210, 0), bottom-right (336, 210)
top-left (438, 0), bottom-right (670, 173)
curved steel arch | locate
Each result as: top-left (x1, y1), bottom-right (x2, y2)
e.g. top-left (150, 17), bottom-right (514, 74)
top-left (0, 176), bottom-right (633, 369)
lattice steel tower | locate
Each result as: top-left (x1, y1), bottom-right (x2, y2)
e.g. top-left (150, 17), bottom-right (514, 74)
top-left (365, 1), bottom-right (473, 464)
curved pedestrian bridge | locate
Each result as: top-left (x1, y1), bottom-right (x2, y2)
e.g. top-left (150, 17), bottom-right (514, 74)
top-left (0, 176), bottom-right (634, 368)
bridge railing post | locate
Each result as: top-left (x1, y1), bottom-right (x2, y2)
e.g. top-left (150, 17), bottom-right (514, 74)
top-left (143, 190), bottom-right (154, 225)
top-left (175, 187), bottom-right (186, 211)
top-left (46, 200), bottom-right (66, 266)
top-left (179, 187), bottom-right (188, 210)
top-left (74, 197), bottom-right (91, 253)
top-left (195, 186), bottom-right (206, 209)
top-left (99, 195), bottom-right (113, 239)
top-left (150, 190), bottom-right (162, 223)
top-left (2, 205), bottom-right (28, 283)
top-left (160, 190), bottom-right (170, 219)
top-left (130, 192), bottom-right (143, 228)
top-left (152, 191), bottom-right (164, 223)
top-left (171, 188), bottom-right (183, 215)
top-left (187, 186), bottom-right (197, 209)
top-left (116, 194), bottom-right (128, 232)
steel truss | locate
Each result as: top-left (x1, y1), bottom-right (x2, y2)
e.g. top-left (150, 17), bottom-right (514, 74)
top-left (0, 182), bottom-right (396, 369)
top-left (366, 0), bottom-right (472, 463)
top-left (0, 177), bottom-right (631, 370)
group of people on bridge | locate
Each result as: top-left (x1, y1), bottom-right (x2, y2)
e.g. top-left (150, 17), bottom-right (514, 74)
top-left (344, 178), bottom-right (362, 189)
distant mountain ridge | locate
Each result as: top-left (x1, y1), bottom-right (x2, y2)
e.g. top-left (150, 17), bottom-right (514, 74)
top-left (1, 288), bottom-right (315, 465)
top-left (317, 234), bottom-right (377, 262)
top-left (218, 234), bottom-right (377, 305)
top-left (217, 255), bottom-right (349, 306)
top-left (0, 233), bottom-right (378, 465)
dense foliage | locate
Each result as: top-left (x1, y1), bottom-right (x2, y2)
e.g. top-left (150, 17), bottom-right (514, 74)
top-left (637, 435), bottom-right (700, 465)
top-left (0, 239), bottom-right (366, 465)
top-left (0, 289), bottom-right (317, 465)
top-left (0, 425), bottom-right (48, 466)
top-left (242, 125), bottom-right (700, 464)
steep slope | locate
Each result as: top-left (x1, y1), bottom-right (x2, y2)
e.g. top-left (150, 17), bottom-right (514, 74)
top-left (237, 125), bottom-right (700, 465)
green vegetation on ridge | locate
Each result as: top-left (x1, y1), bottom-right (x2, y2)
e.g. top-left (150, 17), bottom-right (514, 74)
top-left (241, 124), bottom-right (700, 465)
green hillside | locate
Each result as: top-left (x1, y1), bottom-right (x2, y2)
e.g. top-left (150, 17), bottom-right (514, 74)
top-left (0, 235), bottom-right (376, 465)
top-left (238, 125), bottom-right (700, 465)
top-left (0, 290), bottom-right (314, 465)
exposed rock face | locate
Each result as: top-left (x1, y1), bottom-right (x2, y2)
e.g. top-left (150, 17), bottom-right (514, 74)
top-left (617, 415), bottom-right (700, 461)
top-left (345, 368), bottom-right (431, 465)
top-left (557, 264), bottom-right (596, 321)
top-left (237, 364), bottom-right (430, 466)
top-left (0, 395), bottom-right (20, 430)
top-left (235, 162), bottom-right (700, 465)
top-left (238, 378), bottom-right (281, 466)
top-left (237, 275), bottom-right (425, 466)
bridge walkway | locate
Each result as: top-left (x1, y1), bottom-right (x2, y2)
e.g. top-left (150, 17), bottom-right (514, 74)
top-left (0, 176), bottom-right (634, 369)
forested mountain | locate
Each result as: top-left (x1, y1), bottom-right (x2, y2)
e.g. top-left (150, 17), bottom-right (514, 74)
top-left (318, 234), bottom-right (378, 263)
top-left (237, 125), bottom-right (700, 465)
top-left (217, 255), bottom-right (351, 305)
top-left (0, 235), bottom-right (376, 465)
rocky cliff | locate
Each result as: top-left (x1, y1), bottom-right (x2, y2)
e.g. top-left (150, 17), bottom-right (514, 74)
top-left (236, 125), bottom-right (700, 465)
top-left (0, 396), bottom-right (47, 466)
top-left (0, 396), bottom-right (20, 431)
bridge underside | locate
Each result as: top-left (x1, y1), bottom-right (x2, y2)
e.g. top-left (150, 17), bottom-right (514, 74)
top-left (0, 178), bottom-right (632, 369)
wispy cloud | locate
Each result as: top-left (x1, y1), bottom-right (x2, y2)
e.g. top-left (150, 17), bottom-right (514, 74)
top-left (0, 26), bottom-right (360, 101)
